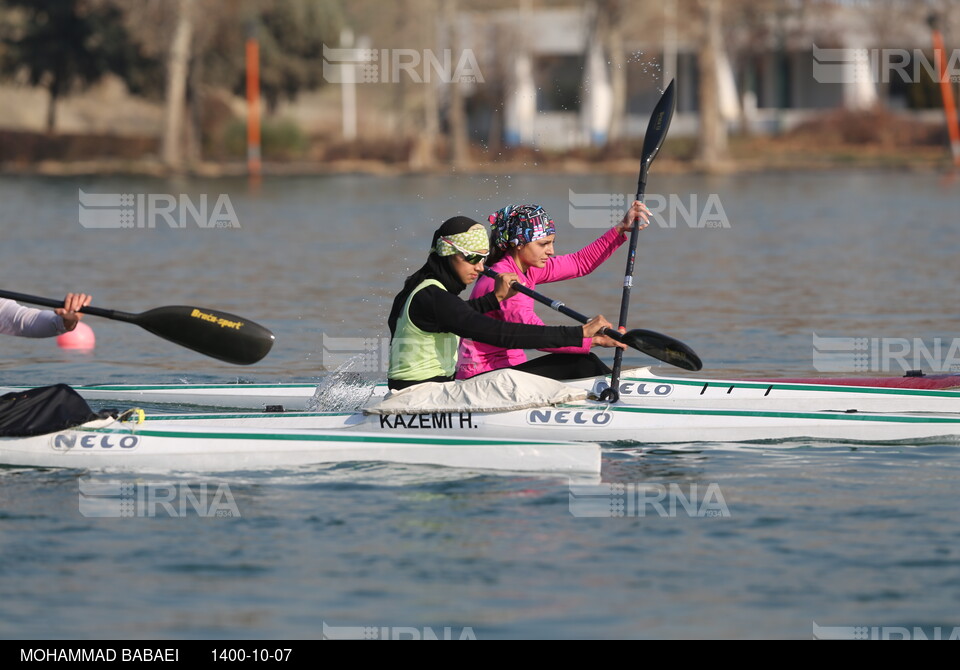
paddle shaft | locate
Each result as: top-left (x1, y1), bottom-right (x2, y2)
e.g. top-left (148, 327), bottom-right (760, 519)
top-left (480, 269), bottom-right (626, 343)
top-left (0, 290), bottom-right (134, 322)
top-left (606, 80), bottom-right (676, 401)
top-left (479, 269), bottom-right (702, 371)
top-left (0, 289), bottom-right (275, 365)
top-left (609, 162), bottom-right (648, 379)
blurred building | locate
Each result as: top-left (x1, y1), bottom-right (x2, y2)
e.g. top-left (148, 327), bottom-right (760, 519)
top-left (453, 3), bottom-right (950, 149)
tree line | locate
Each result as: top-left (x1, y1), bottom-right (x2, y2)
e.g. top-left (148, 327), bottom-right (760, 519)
top-left (0, 0), bottom-right (342, 168)
top-left (1, 0), bottom-right (955, 171)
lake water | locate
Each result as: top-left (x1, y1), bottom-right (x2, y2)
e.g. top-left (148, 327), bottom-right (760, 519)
top-left (2, 170), bottom-right (959, 640)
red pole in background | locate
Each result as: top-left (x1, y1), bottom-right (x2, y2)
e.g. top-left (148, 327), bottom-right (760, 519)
top-left (930, 15), bottom-right (960, 170)
top-left (246, 32), bottom-right (262, 179)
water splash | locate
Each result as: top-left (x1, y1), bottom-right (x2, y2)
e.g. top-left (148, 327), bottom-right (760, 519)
top-left (625, 52), bottom-right (665, 92)
top-left (306, 356), bottom-right (377, 412)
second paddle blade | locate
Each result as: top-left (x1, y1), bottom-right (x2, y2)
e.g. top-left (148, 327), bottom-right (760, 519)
top-left (621, 328), bottom-right (703, 371)
top-left (134, 306), bottom-right (275, 365)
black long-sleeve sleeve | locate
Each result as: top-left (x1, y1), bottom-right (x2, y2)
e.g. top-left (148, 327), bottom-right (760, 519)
top-left (464, 290), bottom-right (501, 316)
top-left (407, 285), bottom-right (583, 349)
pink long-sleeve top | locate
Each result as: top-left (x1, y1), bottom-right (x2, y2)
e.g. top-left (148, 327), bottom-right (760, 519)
top-left (456, 226), bottom-right (625, 379)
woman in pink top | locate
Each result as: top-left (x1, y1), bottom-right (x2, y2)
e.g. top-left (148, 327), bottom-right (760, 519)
top-left (457, 201), bottom-right (649, 381)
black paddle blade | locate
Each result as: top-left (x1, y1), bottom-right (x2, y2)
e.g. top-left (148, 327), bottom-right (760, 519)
top-left (134, 306), bottom-right (275, 365)
top-left (641, 79), bottom-right (676, 167)
top-left (621, 328), bottom-right (702, 371)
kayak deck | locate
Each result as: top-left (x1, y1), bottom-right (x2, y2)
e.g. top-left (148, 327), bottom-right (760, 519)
top-left (0, 420), bottom-right (602, 475)
top-left (7, 367), bottom-right (960, 414)
top-left (135, 402), bottom-right (960, 446)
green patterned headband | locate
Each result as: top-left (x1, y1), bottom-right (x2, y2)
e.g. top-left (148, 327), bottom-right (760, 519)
top-left (434, 224), bottom-right (490, 257)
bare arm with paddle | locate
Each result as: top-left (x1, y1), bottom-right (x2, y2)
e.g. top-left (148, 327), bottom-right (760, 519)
top-left (55, 293), bottom-right (93, 332)
top-left (0, 292), bottom-right (91, 338)
top-left (0, 290), bottom-right (274, 365)
top-left (589, 200), bottom-right (651, 350)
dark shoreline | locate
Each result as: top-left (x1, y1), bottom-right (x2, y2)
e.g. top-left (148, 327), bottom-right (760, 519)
top-left (1, 154), bottom-right (954, 179)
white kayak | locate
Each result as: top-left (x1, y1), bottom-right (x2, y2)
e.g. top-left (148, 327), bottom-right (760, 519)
top-left (108, 367), bottom-right (960, 445)
top-left (5, 367), bottom-right (960, 475)
top-left (0, 417), bottom-right (601, 475)
top-left (139, 401), bottom-right (960, 446)
top-left (596, 367), bottom-right (960, 413)
top-left (9, 366), bottom-right (959, 413)
top-left (0, 381), bottom-right (323, 411)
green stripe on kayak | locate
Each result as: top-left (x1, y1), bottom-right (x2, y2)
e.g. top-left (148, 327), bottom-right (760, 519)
top-left (77, 383), bottom-right (316, 391)
top-left (598, 404), bottom-right (960, 423)
top-left (142, 412), bottom-right (352, 420)
top-left (623, 375), bottom-right (960, 398)
top-left (144, 403), bottom-right (960, 425)
top-left (143, 405), bottom-right (960, 426)
top-left (78, 426), bottom-right (585, 447)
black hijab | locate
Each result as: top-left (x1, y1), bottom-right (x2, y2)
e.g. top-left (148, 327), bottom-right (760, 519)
top-left (388, 216), bottom-right (481, 336)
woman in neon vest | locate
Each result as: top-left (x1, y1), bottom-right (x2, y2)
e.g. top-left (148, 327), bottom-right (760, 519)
top-left (456, 201), bottom-right (649, 382)
top-left (387, 216), bottom-right (621, 391)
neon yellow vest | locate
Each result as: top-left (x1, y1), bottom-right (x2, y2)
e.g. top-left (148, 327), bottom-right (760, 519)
top-left (388, 279), bottom-right (460, 382)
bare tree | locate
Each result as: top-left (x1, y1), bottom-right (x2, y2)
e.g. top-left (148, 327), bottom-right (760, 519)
top-left (696, 0), bottom-right (727, 168)
top-left (415, 0), bottom-right (440, 168)
top-left (444, 0), bottom-right (470, 168)
top-left (594, 0), bottom-right (626, 143)
top-left (161, 0), bottom-right (193, 170)
top-left (0, 0), bottom-right (153, 134)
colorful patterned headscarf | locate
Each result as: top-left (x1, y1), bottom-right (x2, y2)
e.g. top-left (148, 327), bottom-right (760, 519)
top-left (488, 204), bottom-right (556, 251)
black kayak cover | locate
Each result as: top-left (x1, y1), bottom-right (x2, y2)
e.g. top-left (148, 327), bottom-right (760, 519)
top-left (0, 384), bottom-right (102, 437)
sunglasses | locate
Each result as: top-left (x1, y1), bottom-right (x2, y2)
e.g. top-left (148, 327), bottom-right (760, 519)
top-left (441, 237), bottom-right (489, 265)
